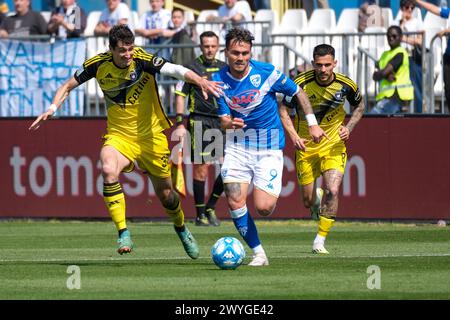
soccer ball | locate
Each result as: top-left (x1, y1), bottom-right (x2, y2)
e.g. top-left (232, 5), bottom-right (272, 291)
top-left (211, 237), bottom-right (246, 270)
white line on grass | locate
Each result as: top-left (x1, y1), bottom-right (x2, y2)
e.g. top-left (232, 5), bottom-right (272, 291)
top-left (0, 252), bottom-right (449, 263)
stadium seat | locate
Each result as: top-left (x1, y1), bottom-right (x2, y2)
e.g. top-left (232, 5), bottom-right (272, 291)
top-left (83, 11), bottom-right (105, 102)
top-left (84, 11), bottom-right (102, 37)
top-left (251, 9), bottom-right (278, 60)
top-left (278, 9), bottom-right (308, 33)
top-left (271, 9), bottom-right (307, 71)
top-left (298, 9), bottom-right (336, 66)
top-left (423, 11), bottom-right (448, 30)
top-left (336, 8), bottom-right (359, 31)
top-left (299, 27), bottom-right (331, 64)
top-left (332, 9), bottom-right (360, 78)
top-left (359, 26), bottom-right (387, 97)
top-left (306, 8), bottom-right (336, 31)
top-left (270, 28), bottom-right (301, 72)
top-left (40, 11), bottom-right (51, 23)
top-left (381, 7), bottom-right (393, 29)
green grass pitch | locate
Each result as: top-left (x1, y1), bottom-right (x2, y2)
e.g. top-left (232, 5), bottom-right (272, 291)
top-left (0, 220), bottom-right (449, 300)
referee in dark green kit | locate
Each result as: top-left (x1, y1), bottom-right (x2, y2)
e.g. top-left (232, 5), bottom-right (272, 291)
top-left (174, 31), bottom-right (226, 226)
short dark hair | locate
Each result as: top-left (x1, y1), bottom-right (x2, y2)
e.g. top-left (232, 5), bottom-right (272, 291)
top-left (109, 25), bottom-right (135, 49)
top-left (200, 31), bottom-right (219, 44)
top-left (313, 44), bottom-right (335, 59)
top-left (225, 27), bottom-right (254, 49)
top-left (172, 8), bottom-right (184, 16)
top-left (400, 0), bottom-right (415, 8)
top-left (387, 25), bottom-right (402, 36)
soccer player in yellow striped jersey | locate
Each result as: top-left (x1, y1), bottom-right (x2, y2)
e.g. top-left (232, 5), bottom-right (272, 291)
top-left (29, 25), bottom-right (223, 258)
top-left (280, 44), bottom-right (365, 254)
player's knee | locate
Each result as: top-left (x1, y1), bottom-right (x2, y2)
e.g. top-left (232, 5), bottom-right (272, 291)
top-left (159, 189), bottom-right (178, 208)
top-left (101, 164), bottom-right (118, 182)
top-left (256, 205), bottom-right (275, 217)
top-left (327, 187), bottom-right (339, 200)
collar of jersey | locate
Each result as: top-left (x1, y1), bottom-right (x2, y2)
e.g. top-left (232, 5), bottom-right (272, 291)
top-left (226, 66), bottom-right (252, 82)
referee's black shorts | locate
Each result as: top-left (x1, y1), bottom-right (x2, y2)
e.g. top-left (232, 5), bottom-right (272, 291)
top-left (187, 114), bottom-right (225, 164)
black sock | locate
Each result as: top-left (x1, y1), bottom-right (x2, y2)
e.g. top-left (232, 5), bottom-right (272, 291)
top-left (206, 174), bottom-right (224, 209)
top-left (174, 225), bottom-right (185, 232)
top-left (193, 179), bottom-right (206, 217)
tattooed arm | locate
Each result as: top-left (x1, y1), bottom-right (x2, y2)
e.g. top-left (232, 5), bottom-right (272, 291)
top-left (339, 100), bottom-right (365, 141)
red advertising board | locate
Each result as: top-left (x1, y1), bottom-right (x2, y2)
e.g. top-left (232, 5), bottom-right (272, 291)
top-left (1, 117), bottom-right (449, 220)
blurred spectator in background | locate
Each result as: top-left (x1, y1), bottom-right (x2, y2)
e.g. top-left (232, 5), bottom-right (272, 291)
top-left (208, 0), bottom-right (252, 23)
top-left (0, 0), bottom-right (47, 38)
top-left (371, 26), bottom-right (414, 114)
top-left (135, 0), bottom-right (171, 58)
top-left (47, 0), bottom-right (87, 38)
top-left (0, 11), bottom-right (4, 27)
top-left (358, 0), bottom-right (384, 32)
top-left (163, 8), bottom-right (197, 64)
top-left (301, 0), bottom-right (329, 19)
top-left (253, 0), bottom-right (271, 10)
top-left (0, 0), bottom-right (9, 14)
top-left (94, 0), bottom-right (131, 36)
top-left (393, 0), bottom-right (424, 113)
top-left (415, 0), bottom-right (450, 112)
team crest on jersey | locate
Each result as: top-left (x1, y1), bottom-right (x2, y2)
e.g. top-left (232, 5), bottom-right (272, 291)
top-left (129, 71), bottom-right (137, 81)
top-left (153, 57), bottom-right (164, 67)
top-left (334, 90), bottom-right (344, 101)
top-left (75, 68), bottom-right (83, 77)
top-left (250, 74), bottom-right (261, 87)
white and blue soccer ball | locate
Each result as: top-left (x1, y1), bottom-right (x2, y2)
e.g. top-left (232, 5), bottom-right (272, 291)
top-left (211, 236), bottom-right (246, 270)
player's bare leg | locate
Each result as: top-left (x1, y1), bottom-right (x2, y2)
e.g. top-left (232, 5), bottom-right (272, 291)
top-left (300, 181), bottom-right (323, 221)
top-left (312, 169), bottom-right (343, 254)
top-left (100, 146), bottom-right (134, 255)
top-left (150, 175), bottom-right (199, 259)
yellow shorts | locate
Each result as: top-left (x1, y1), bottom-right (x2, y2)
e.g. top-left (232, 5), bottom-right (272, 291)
top-left (296, 148), bottom-right (347, 186)
top-left (102, 132), bottom-right (171, 178)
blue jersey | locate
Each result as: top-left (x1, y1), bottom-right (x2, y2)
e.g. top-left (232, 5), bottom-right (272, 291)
top-left (213, 60), bottom-right (299, 150)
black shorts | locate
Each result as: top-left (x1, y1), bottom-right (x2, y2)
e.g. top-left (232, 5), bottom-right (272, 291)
top-left (187, 114), bottom-right (225, 163)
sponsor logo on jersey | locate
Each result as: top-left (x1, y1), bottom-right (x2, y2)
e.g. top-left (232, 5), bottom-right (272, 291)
top-left (231, 89), bottom-right (260, 106)
top-left (250, 74), bottom-right (261, 87)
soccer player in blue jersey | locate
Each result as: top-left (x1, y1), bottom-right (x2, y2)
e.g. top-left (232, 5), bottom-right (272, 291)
top-left (213, 28), bottom-right (327, 266)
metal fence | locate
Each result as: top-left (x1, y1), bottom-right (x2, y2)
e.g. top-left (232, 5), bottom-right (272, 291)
top-left (1, 27), bottom-right (447, 116)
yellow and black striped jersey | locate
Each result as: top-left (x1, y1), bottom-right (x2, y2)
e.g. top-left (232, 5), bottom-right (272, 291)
top-left (284, 70), bottom-right (362, 156)
top-left (74, 47), bottom-right (171, 141)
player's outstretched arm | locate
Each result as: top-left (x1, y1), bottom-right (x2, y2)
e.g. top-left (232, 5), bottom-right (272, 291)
top-left (294, 88), bottom-right (330, 144)
top-left (339, 100), bottom-right (365, 141)
top-left (278, 104), bottom-right (307, 151)
top-left (415, 0), bottom-right (441, 16)
top-left (160, 63), bottom-right (223, 99)
top-left (29, 77), bottom-right (80, 131)
top-left (184, 70), bottom-right (223, 99)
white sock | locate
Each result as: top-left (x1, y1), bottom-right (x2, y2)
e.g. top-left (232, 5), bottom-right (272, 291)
top-left (313, 234), bottom-right (326, 247)
top-left (252, 245), bottom-right (265, 255)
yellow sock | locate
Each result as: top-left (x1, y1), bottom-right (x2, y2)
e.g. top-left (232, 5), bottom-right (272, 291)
top-left (165, 200), bottom-right (185, 228)
top-left (103, 182), bottom-right (127, 231)
top-left (318, 216), bottom-right (335, 237)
